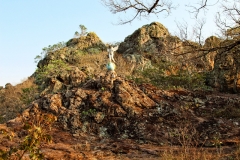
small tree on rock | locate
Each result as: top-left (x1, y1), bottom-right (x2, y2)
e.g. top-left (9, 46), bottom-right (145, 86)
top-left (79, 24), bottom-right (88, 37)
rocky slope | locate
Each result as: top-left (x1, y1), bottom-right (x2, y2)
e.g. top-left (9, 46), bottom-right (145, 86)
top-left (1, 70), bottom-right (240, 159)
top-left (24, 71), bottom-right (240, 145)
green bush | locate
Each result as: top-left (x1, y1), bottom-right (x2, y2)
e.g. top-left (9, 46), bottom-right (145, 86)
top-left (131, 62), bottom-right (209, 90)
top-left (86, 48), bottom-right (101, 54)
top-left (34, 60), bottom-right (70, 85)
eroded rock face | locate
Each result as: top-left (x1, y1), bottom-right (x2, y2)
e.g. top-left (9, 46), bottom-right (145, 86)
top-left (203, 36), bottom-right (222, 70)
top-left (24, 72), bottom-right (240, 146)
top-left (206, 39), bottom-right (240, 93)
top-left (40, 67), bottom-right (87, 94)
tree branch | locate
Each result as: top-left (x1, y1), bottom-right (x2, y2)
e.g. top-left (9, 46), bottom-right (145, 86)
top-left (148, 0), bottom-right (160, 13)
top-left (101, 0), bottom-right (174, 24)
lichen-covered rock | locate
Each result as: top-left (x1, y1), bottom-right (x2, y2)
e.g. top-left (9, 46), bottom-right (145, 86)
top-left (36, 32), bottom-right (106, 71)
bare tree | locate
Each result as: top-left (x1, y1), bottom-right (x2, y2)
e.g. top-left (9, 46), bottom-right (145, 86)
top-left (174, 18), bottom-right (206, 51)
top-left (102, 0), bottom-right (240, 58)
top-left (175, 20), bottom-right (189, 41)
top-left (101, 0), bottom-right (175, 24)
top-left (186, 0), bottom-right (222, 18)
top-left (193, 18), bottom-right (206, 45)
top-left (215, 1), bottom-right (240, 39)
top-left (101, 0), bottom-right (222, 25)
top-left (174, 0), bottom-right (240, 57)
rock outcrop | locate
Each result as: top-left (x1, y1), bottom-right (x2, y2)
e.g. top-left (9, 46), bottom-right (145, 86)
top-left (37, 32), bottom-right (106, 69)
top-left (66, 32), bottom-right (106, 52)
top-left (117, 22), bottom-right (240, 93)
top-left (118, 22), bottom-right (215, 72)
top-left (206, 40), bottom-right (240, 93)
top-left (22, 71), bottom-right (240, 146)
top-left (40, 66), bottom-right (87, 95)
top-left (1, 70), bottom-right (240, 159)
top-left (118, 22), bottom-right (170, 55)
top-left (203, 36), bottom-right (222, 70)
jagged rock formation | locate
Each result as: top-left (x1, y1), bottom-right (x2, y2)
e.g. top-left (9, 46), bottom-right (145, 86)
top-left (1, 69), bottom-right (240, 159)
top-left (22, 71), bottom-right (240, 147)
top-left (117, 22), bottom-right (240, 93)
top-left (35, 22), bottom-right (240, 94)
top-left (40, 66), bottom-right (87, 95)
top-left (33, 32), bottom-right (110, 95)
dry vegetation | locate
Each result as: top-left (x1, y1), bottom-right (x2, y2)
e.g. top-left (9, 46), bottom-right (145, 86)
top-left (0, 78), bottom-right (38, 124)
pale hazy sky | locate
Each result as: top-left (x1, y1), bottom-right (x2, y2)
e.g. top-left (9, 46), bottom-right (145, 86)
top-left (0, 0), bottom-right (220, 86)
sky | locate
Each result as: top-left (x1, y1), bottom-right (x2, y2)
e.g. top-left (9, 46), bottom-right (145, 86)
top-left (0, 0), bottom-right (221, 86)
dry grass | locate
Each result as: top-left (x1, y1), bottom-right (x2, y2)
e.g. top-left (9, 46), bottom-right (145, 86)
top-left (158, 143), bottom-right (240, 160)
top-left (160, 148), bottom-right (220, 160)
top-left (157, 121), bottom-right (240, 160)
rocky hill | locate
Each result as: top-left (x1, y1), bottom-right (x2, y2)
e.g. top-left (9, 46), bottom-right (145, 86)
top-left (1, 70), bottom-right (240, 159)
top-left (19, 72), bottom-right (240, 145)
top-left (1, 22), bottom-right (240, 159)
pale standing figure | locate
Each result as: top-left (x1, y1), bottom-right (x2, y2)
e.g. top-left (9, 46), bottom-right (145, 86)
top-left (107, 45), bottom-right (118, 63)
